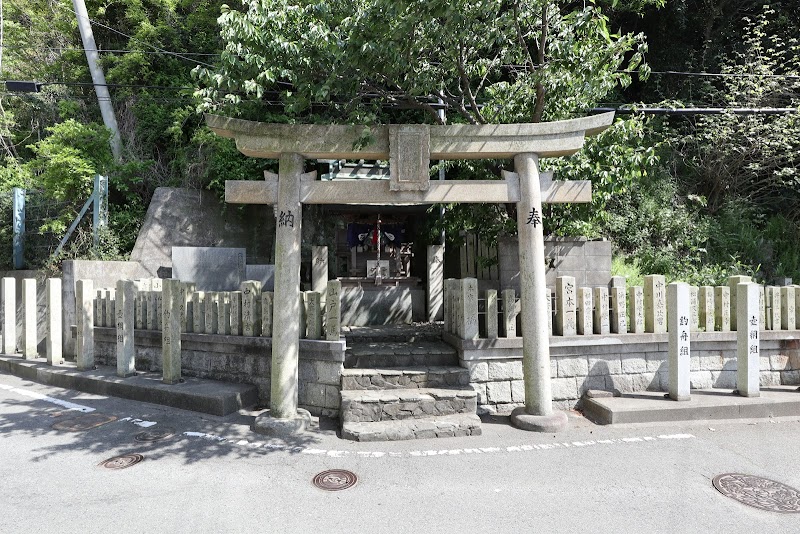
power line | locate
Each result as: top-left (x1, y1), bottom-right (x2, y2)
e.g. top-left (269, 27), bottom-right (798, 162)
top-left (0, 44), bottom-right (220, 57)
top-left (626, 69), bottom-right (800, 81)
top-left (591, 106), bottom-right (800, 115)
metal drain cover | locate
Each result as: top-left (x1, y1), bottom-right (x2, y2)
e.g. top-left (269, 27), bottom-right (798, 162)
top-left (134, 428), bottom-right (176, 443)
top-left (99, 453), bottom-right (144, 470)
top-left (313, 469), bottom-right (357, 491)
top-left (713, 473), bottom-right (800, 513)
top-left (52, 413), bottom-right (117, 431)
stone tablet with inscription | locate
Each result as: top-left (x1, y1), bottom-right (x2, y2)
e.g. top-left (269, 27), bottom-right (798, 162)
top-left (172, 246), bottom-right (246, 291)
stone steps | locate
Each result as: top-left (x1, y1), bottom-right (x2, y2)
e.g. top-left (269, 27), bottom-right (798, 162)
top-left (341, 366), bottom-right (469, 390)
top-left (342, 413), bottom-right (482, 442)
top-left (344, 341), bottom-right (458, 368)
top-left (341, 387), bottom-right (477, 423)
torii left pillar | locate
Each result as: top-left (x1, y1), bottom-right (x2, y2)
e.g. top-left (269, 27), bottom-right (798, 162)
top-left (253, 153), bottom-right (313, 435)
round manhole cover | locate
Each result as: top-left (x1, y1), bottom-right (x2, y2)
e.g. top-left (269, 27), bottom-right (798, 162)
top-left (313, 470), bottom-right (358, 491)
top-left (713, 473), bottom-right (800, 513)
top-left (134, 428), bottom-right (176, 443)
top-left (52, 413), bottom-right (117, 432)
top-left (99, 453), bottom-right (145, 470)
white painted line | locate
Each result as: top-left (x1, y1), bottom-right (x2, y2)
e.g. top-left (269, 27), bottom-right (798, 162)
top-left (0, 383), bottom-right (95, 412)
top-left (118, 417), bottom-right (158, 428)
top-left (180, 431), bottom-right (695, 459)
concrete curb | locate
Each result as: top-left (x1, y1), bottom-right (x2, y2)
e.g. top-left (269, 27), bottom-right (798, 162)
top-left (0, 355), bottom-right (258, 416)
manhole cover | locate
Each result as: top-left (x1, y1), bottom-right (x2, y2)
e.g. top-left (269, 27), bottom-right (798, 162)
top-left (134, 428), bottom-right (176, 443)
top-left (313, 469), bottom-right (358, 491)
top-left (52, 413), bottom-right (117, 431)
top-left (713, 473), bottom-right (800, 513)
top-left (99, 453), bottom-right (145, 470)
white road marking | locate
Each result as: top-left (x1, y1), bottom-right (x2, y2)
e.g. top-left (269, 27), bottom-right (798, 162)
top-left (118, 417), bottom-right (158, 428)
top-left (180, 431), bottom-right (696, 458)
top-left (0, 383), bottom-right (95, 413)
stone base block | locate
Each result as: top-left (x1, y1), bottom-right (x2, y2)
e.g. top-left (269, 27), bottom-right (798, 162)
top-left (341, 387), bottom-right (477, 423)
top-left (341, 366), bottom-right (469, 391)
top-left (342, 413), bottom-right (482, 442)
top-left (510, 406), bottom-right (569, 433)
top-left (253, 408), bottom-right (312, 437)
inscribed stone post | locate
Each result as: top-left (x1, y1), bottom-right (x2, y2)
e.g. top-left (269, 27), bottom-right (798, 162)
top-left (714, 286), bottom-right (731, 332)
top-left (592, 287), bottom-right (610, 335)
top-left (628, 286), bottom-right (645, 334)
top-left (610, 287), bottom-right (627, 334)
top-left (155, 291), bottom-right (163, 331)
top-left (325, 280), bottom-right (341, 341)
top-left (546, 290), bottom-right (553, 335)
top-left (217, 292), bottom-right (231, 335)
top-left (135, 291), bottom-right (144, 330)
top-left (667, 282), bottom-right (691, 401)
top-left (241, 280), bottom-right (262, 337)
top-left (105, 289), bottom-right (116, 330)
top-left (690, 286), bottom-right (699, 332)
top-left (795, 287), bottom-right (800, 330)
top-left (75, 279), bottom-right (94, 371)
top-left (46, 278), bottom-right (62, 365)
top-left (610, 276), bottom-right (626, 288)
top-left (759, 286), bottom-right (765, 330)
top-left (22, 278), bottom-right (37, 359)
top-left (644, 275), bottom-right (667, 334)
top-left (698, 286), bottom-right (715, 332)
top-left (767, 286), bottom-right (780, 331)
top-left (162, 279), bottom-right (182, 384)
top-left (261, 292), bottom-right (274, 337)
top-left (554, 276), bottom-right (577, 336)
top-left (312, 246), bottom-right (328, 297)
top-left (780, 286), bottom-right (795, 330)
top-left (728, 275), bottom-right (752, 330)
top-left (427, 245), bottom-right (445, 321)
top-left (460, 278), bottom-right (479, 340)
top-left (96, 289), bottom-right (106, 327)
top-left (577, 287), bottom-right (593, 335)
top-left (502, 289), bottom-right (517, 338)
top-left (180, 282), bottom-right (193, 333)
top-left (305, 291), bottom-right (322, 340)
top-left (204, 292), bottom-right (218, 334)
top-left (229, 291), bottom-right (242, 336)
top-left (443, 279), bottom-right (455, 334)
top-left (736, 283), bottom-right (760, 397)
top-left (2, 277), bottom-right (15, 354)
top-left (116, 280), bottom-right (136, 377)
top-left (192, 291), bottom-right (205, 333)
top-left (147, 286), bottom-right (160, 331)
top-left (486, 289), bottom-right (498, 339)
top-left (298, 292), bottom-right (307, 340)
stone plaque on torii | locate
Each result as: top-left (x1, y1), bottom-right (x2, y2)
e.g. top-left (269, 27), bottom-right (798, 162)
top-left (206, 112), bottom-right (614, 433)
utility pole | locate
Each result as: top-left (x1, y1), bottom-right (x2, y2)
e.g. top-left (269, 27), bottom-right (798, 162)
top-left (71, 0), bottom-right (122, 161)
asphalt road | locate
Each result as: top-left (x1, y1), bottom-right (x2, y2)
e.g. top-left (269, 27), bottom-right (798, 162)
top-left (1, 372), bottom-right (799, 533)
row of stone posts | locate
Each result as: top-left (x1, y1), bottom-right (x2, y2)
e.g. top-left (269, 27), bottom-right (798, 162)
top-left (666, 281), bottom-right (761, 401)
top-left (445, 274), bottom-right (800, 340)
top-left (2, 276), bottom-right (342, 386)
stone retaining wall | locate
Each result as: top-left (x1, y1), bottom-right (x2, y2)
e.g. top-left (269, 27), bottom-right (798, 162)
top-left (92, 328), bottom-right (345, 417)
top-left (445, 331), bottom-right (800, 415)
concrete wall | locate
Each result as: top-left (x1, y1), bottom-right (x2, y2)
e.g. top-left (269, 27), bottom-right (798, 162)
top-left (446, 331), bottom-right (800, 415)
top-left (498, 236), bottom-right (612, 292)
top-left (92, 328), bottom-right (345, 417)
top-left (130, 187), bottom-right (275, 278)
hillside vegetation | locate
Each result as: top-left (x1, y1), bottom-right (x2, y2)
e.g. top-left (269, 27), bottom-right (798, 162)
top-left (0, 0), bottom-right (798, 284)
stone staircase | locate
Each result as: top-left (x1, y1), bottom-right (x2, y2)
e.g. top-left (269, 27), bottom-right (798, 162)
top-left (340, 328), bottom-right (482, 441)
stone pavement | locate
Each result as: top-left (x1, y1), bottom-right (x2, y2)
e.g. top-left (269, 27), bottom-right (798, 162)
top-left (583, 386), bottom-right (800, 424)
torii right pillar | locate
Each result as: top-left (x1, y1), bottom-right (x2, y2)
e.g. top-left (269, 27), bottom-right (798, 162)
top-left (510, 153), bottom-right (568, 432)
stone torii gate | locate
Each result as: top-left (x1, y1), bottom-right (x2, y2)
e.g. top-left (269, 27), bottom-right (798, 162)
top-left (206, 112), bottom-right (614, 433)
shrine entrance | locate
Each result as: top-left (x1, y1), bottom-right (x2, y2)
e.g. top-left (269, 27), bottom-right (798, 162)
top-left (207, 113), bottom-right (614, 433)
